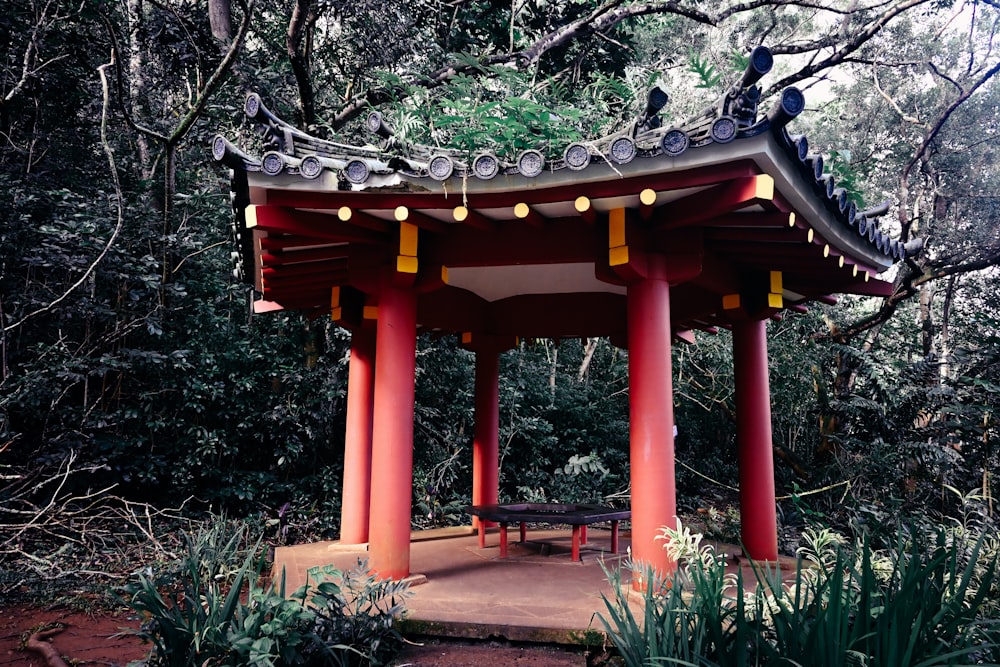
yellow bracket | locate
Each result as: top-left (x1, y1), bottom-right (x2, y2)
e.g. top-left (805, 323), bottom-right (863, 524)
top-left (330, 286), bottom-right (342, 321)
top-left (723, 294), bottom-right (741, 310)
top-left (397, 220), bottom-right (419, 274)
top-left (608, 207), bottom-right (628, 266)
top-left (768, 270), bottom-right (783, 308)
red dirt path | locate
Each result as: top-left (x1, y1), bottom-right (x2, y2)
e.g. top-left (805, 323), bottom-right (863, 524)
top-left (0, 606), bottom-right (592, 666)
top-left (0, 605), bottom-right (148, 667)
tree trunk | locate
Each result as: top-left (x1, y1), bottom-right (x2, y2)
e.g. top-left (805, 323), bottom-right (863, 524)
top-left (939, 274), bottom-right (957, 381)
top-left (577, 338), bottom-right (599, 383)
top-left (127, 0), bottom-right (156, 188)
top-left (209, 0), bottom-right (233, 42)
top-left (919, 284), bottom-right (934, 358)
top-left (287, 0), bottom-right (317, 128)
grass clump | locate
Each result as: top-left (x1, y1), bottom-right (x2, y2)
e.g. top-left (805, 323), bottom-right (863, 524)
top-left (600, 519), bottom-right (1000, 666)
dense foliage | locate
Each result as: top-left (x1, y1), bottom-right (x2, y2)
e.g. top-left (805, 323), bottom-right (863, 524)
top-left (602, 517), bottom-right (1000, 665)
top-left (1, 0), bottom-right (999, 596)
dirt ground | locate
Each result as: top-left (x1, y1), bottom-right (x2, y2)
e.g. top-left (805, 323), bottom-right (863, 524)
top-left (0, 605), bottom-right (598, 667)
top-left (0, 605), bottom-right (149, 667)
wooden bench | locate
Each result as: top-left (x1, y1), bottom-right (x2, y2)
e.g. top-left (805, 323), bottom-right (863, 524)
top-left (466, 503), bottom-right (631, 562)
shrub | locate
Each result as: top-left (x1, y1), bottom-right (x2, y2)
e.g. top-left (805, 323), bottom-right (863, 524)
top-left (121, 519), bottom-right (409, 666)
top-left (600, 522), bottom-right (1000, 666)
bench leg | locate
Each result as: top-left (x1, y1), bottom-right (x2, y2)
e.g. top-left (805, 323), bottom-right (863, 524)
top-left (500, 522), bottom-right (508, 558)
top-left (580, 525), bottom-right (588, 545)
top-left (571, 525), bottom-right (581, 561)
top-left (611, 520), bottom-right (619, 554)
top-left (478, 521), bottom-right (486, 549)
top-left (519, 521), bottom-right (526, 543)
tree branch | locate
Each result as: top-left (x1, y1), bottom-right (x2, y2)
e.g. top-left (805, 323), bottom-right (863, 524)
top-left (764, 0), bottom-right (937, 95)
top-left (167, 0), bottom-right (255, 146)
top-left (2, 54), bottom-right (126, 334)
top-left (814, 249), bottom-right (1000, 342)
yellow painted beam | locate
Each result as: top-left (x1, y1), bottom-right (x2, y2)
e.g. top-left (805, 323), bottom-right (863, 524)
top-left (363, 305), bottom-right (378, 320)
top-left (609, 208), bottom-right (626, 247)
top-left (399, 221), bottom-right (418, 257)
top-left (723, 294), bottom-right (742, 310)
top-left (769, 271), bottom-right (783, 293)
top-left (768, 293), bottom-right (783, 308)
top-left (753, 173), bottom-right (775, 200)
top-left (609, 245), bottom-right (630, 267)
top-left (397, 255), bottom-right (418, 274)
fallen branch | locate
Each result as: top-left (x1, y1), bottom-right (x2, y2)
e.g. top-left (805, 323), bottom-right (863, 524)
top-left (25, 625), bottom-right (71, 667)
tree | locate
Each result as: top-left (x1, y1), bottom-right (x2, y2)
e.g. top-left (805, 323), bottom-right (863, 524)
top-left (3, 0), bottom-right (1000, 559)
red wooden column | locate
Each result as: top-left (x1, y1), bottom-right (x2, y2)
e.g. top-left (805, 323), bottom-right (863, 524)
top-left (339, 325), bottom-right (376, 544)
top-left (471, 348), bottom-right (500, 536)
top-left (368, 283), bottom-right (418, 579)
top-left (627, 270), bottom-right (677, 582)
top-left (732, 319), bottom-right (779, 562)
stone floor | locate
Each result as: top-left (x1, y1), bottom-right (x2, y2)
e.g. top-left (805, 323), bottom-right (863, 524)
top-left (273, 526), bottom-right (800, 646)
top-left (273, 526), bottom-right (637, 645)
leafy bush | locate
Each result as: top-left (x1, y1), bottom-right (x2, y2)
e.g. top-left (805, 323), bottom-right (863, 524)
top-left (600, 521), bottom-right (1000, 666)
top-left (305, 562), bottom-right (411, 667)
top-left (121, 519), bottom-right (409, 666)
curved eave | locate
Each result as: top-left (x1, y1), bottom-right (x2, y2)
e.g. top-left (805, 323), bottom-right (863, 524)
top-left (241, 130), bottom-right (892, 273)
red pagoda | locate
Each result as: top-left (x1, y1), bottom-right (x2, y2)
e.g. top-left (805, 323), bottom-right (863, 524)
top-left (214, 46), bottom-right (914, 580)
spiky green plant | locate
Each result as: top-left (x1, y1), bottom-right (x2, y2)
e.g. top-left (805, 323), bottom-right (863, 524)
top-left (600, 523), bottom-right (1000, 666)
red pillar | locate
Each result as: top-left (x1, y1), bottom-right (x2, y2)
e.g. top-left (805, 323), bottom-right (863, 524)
top-left (732, 319), bottom-right (779, 562)
top-left (471, 349), bottom-right (500, 526)
top-left (627, 273), bottom-right (677, 582)
top-left (368, 283), bottom-right (417, 579)
top-left (339, 326), bottom-right (375, 544)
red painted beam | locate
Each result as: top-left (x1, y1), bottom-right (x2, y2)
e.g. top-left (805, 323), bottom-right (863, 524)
top-left (262, 259), bottom-right (347, 279)
top-left (488, 292), bottom-right (628, 338)
top-left (259, 235), bottom-right (352, 251)
top-left (424, 218), bottom-right (600, 268)
top-left (704, 227), bottom-right (811, 244)
top-left (248, 205), bottom-right (388, 243)
top-left (702, 212), bottom-right (796, 229)
top-left (656, 175), bottom-right (778, 230)
top-left (261, 246), bottom-right (350, 265)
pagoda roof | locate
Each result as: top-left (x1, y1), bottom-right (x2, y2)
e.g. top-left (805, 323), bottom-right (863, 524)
top-left (215, 46), bottom-right (913, 341)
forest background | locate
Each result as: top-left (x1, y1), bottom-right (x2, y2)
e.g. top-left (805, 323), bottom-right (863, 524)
top-left (2, 0), bottom-right (1000, 596)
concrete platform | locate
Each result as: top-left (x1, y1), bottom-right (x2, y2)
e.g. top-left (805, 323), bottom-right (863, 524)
top-left (273, 526), bottom-right (638, 646)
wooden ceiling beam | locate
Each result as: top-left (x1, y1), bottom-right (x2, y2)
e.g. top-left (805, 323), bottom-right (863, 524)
top-left (261, 246), bottom-right (350, 266)
top-left (654, 174), bottom-right (777, 231)
top-left (247, 205), bottom-right (388, 243)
